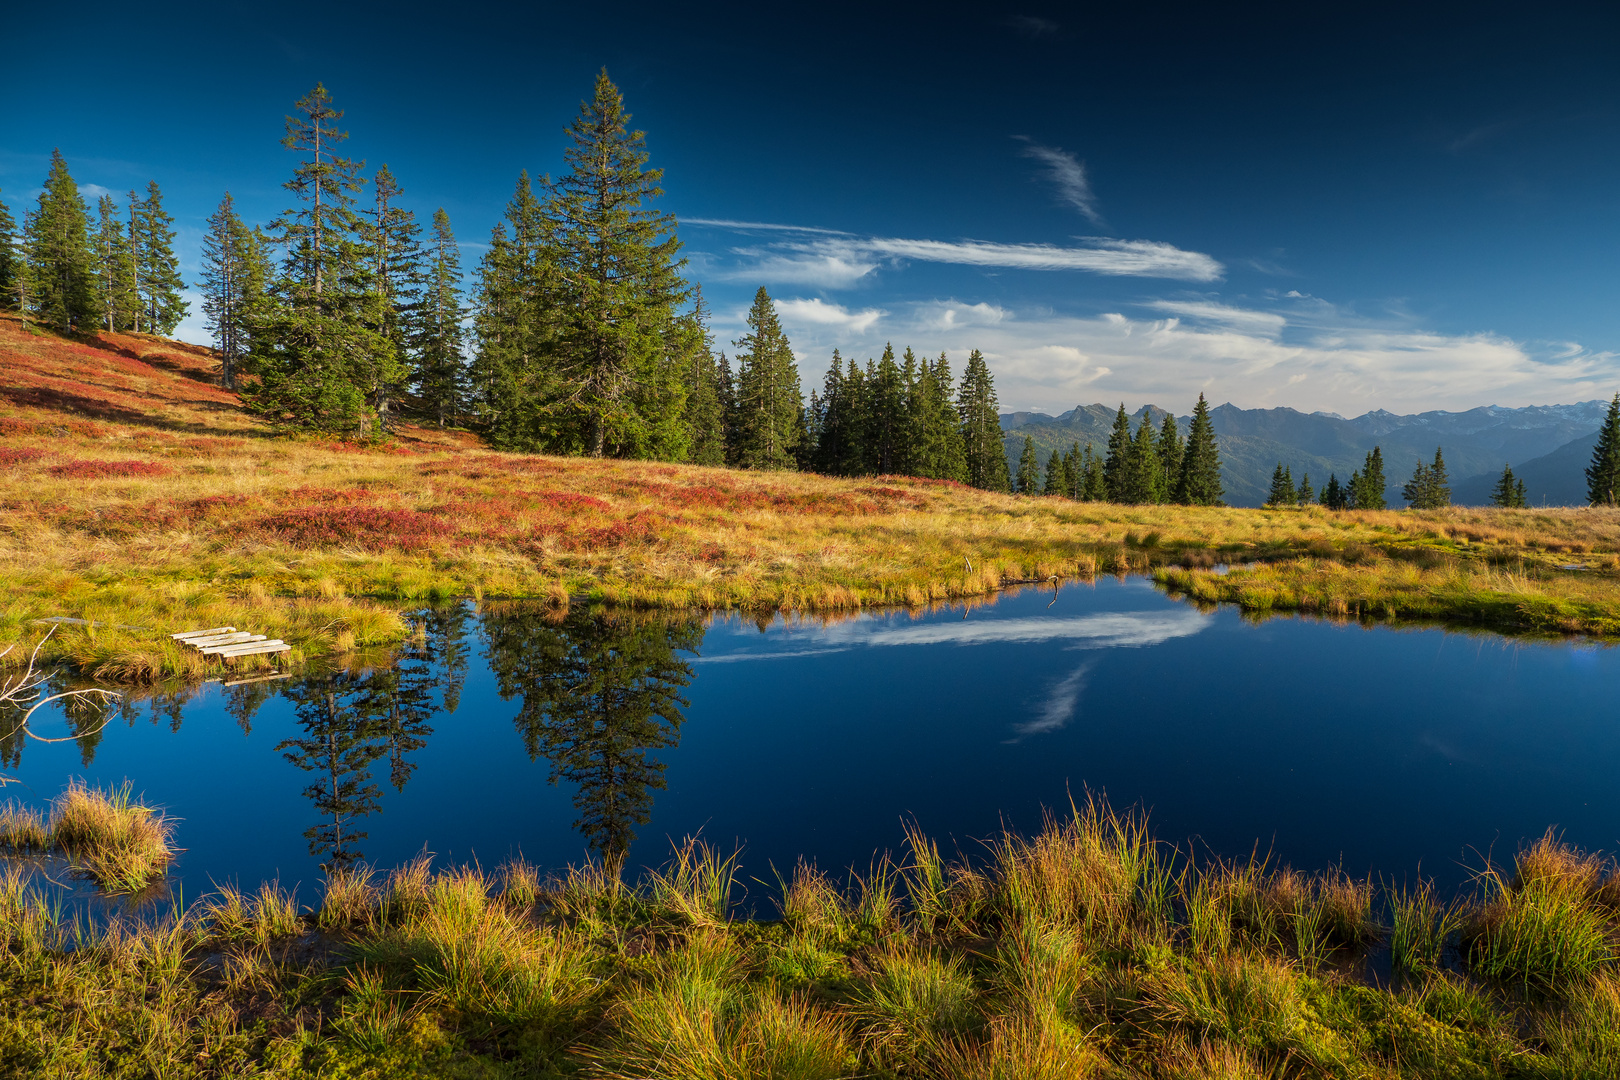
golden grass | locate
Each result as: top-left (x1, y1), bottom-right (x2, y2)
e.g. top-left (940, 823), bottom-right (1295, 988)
top-left (47, 780), bottom-right (175, 892)
top-left (2, 801), bottom-right (1620, 1075)
top-left (9, 312), bottom-right (1620, 685)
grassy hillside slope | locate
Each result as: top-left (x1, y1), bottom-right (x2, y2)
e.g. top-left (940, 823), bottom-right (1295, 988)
top-left (8, 314), bottom-right (1620, 683)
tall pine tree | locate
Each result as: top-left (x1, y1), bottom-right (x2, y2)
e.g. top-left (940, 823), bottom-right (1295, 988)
top-left (414, 208), bottom-right (466, 426)
top-left (132, 181), bottom-right (187, 334)
top-left (1176, 393), bottom-right (1223, 505)
top-left (1016, 437), bottom-right (1040, 495)
top-left (0, 191), bottom-right (18, 311)
top-left (548, 70), bottom-right (690, 458)
top-left (198, 192), bottom-right (266, 390)
top-left (23, 150), bottom-right (94, 333)
top-left (248, 83), bottom-right (397, 438)
top-left (1587, 394), bottom-right (1620, 507)
top-left (732, 286), bottom-right (800, 469)
top-left (958, 349), bottom-right (1009, 491)
top-left (1103, 404), bottom-right (1134, 501)
top-left (1491, 464), bottom-right (1527, 508)
top-left (90, 194), bottom-right (132, 332)
top-left (361, 164), bottom-right (424, 422)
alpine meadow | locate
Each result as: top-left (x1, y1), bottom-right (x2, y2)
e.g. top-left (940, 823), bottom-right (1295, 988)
top-left (7, 13), bottom-right (1620, 1077)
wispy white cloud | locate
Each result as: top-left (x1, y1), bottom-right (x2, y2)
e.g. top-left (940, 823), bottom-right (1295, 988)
top-left (864, 236), bottom-right (1219, 279)
top-left (692, 220), bottom-right (1223, 285)
top-left (919, 301), bottom-right (1009, 330)
top-left (1014, 660), bottom-right (1095, 738)
top-left (1145, 300), bottom-right (1287, 336)
top-left (777, 297), bottom-right (886, 334)
top-left (1015, 139), bottom-right (1104, 225)
top-left (80, 183), bottom-right (114, 200)
top-left (857, 610), bottom-right (1209, 648)
top-left (717, 245), bottom-right (881, 289)
top-left (685, 217), bottom-right (854, 237)
top-left (692, 609), bottom-right (1210, 663)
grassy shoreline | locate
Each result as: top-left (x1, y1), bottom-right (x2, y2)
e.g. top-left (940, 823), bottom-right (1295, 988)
top-left (9, 313), bottom-right (1620, 685)
top-left (3, 797), bottom-right (1619, 1077)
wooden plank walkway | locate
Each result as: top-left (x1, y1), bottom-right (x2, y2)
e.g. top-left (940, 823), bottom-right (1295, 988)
top-left (171, 626), bottom-right (291, 659)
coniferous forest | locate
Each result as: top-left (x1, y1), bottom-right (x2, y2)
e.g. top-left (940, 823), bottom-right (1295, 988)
top-left (0, 72), bottom-right (1239, 501)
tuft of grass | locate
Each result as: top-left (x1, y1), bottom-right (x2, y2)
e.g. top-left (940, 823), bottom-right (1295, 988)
top-left (48, 780), bottom-right (174, 892)
top-left (319, 864), bottom-right (378, 929)
top-left (1465, 832), bottom-right (1617, 993)
top-left (0, 802), bottom-right (49, 850)
top-left (647, 836), bottom-right (741, 928)
top-left (852, 945), bottom-right (982, 1065)
top-left (1389, 880), bottom-right (1470, 975)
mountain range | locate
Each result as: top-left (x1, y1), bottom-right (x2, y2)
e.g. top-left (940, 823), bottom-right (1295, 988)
top-left (1000, 401), bottom-right (1609, 508)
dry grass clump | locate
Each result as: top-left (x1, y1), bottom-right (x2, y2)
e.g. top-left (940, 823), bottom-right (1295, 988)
top-left (0, 802), bottom-right (49, 851)
top-left (46, 780), bottom-right (174, 892)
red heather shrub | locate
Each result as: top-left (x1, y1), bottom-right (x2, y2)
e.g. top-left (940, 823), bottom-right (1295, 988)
top-left (180, 493), bottom-right (249, 519)
top-left (536, 492), bottom-right (611, 513)
top-left (48, 459), bottom-right (172, 479)
top-left (246, 507), bottom-right (452, 551)
top-left (278, 485), bottom-right (376, 506)
top-left (0, 419), bottom-right (34, 437)
top-left (582, 510), bottom-right (665, 549)
top-left (0, 447), bottom-right (44, 467)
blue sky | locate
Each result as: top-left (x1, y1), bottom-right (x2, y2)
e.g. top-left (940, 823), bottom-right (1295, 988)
top-left (5, 0), bottom-right (1619, 416)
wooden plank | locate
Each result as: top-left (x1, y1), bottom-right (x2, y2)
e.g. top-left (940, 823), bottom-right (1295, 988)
top-left (172, 626), bottom-right (235, 640)
top-left (199, 637), bottom-right (273, 655)
top-left (209, 640), bottom-right (289, 657)
top-left (183, 632), bottom-right (258, 649)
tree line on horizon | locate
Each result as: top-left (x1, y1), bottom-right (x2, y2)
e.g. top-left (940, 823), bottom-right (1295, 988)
top-left (1008, 400), bottom-right (1225, 506)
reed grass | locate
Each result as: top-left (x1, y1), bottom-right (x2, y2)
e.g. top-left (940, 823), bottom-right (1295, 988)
top-left (37, 780), bottom-right (175, 892)
top-left (6, 791), bottom-right (1620, 1074)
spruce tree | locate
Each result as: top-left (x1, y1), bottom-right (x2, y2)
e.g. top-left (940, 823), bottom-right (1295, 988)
top-left (864, 344), bottom-right (904, 474)
top-left (414, 208), bottom-right (466, 426)
top-left (732, 286), bottom-right (800, 469)
top-left (1587, 394), bottom-right (1620, 507)
top-left (90, 194), bottom-right (131, 332)
top-left (1321, 473), bottom-right (1347, 511)
top-left (1016, 436), bottom-right (1040, 495)
top-left (958, 349), bottom-right (1009, 491)
top-left (1491, 464), bottom-right (1526, 508)
top-left (915, 352), bottom-right (966, 481)
top-left (1126, 412), bottom-right (1163, 503)
top-left (133, 181), bottom-right (187, 334)
top-left (1061, 441), bottom-right (1080, 499)
top-left (23, 149), bottom-right (94, 333)
top-left (1176, 393), bottom-right (1223, 505)
top-left (1157, 412), bottom-right (1183, 497)
top-left (0, 191), bottom-right (18, 311)
top-left (678, 291), bottom-right (725, 467)
top-left (1043, 449), bottom-right (1064, 495)
top-left (1296, 472), bottom-right (1314, 505)
top-left (1267, 463), bottom-right (1296, 507)
top-left (468, 173), bottom-right (557, 448)
top-left (248, 83), bottom-right (396, 438)
top-left (198, 192), bottom-right (264, 389)
top-left (1352, 447), bottom-right (1388, 509)
top-left (1102, 403), bottom-right (1133, 501)
top-left (362, 165), bottom-right (425, 421)
top-left (1082, 445), bottom-right (1107, 500)
top-left (1429, 448), bottom-right (1450, 507)
top-left (548, 70), bottom-right (689, 457)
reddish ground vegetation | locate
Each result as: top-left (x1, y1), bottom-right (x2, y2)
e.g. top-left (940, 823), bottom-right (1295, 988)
top-left (244, 506), bottom-right (453, 551)
top-left (47, 459), bottom-right (173, 479)
top-left (0, 448), bottom-right (45, 467)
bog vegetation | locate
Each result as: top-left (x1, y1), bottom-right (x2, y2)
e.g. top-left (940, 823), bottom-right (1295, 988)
top-left (3, 796), bottom-right (1620, 1077)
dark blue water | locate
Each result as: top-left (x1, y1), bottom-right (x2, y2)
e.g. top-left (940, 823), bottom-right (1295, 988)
top-left (6, 579), bottom-right (1619, 900)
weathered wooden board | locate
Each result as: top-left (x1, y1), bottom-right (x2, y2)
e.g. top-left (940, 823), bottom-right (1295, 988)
top-left (185, 632), bottom-right (259, 649)
top-left (210, 640), bottom-right (290, 657)
top-left (172, 626), bottom-right (236, 640)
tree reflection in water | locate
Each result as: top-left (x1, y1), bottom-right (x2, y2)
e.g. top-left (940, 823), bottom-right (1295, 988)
top-left (481, 605), bottom-right (703, 876)
top-left (275, 606), bottom-right (470, 871)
